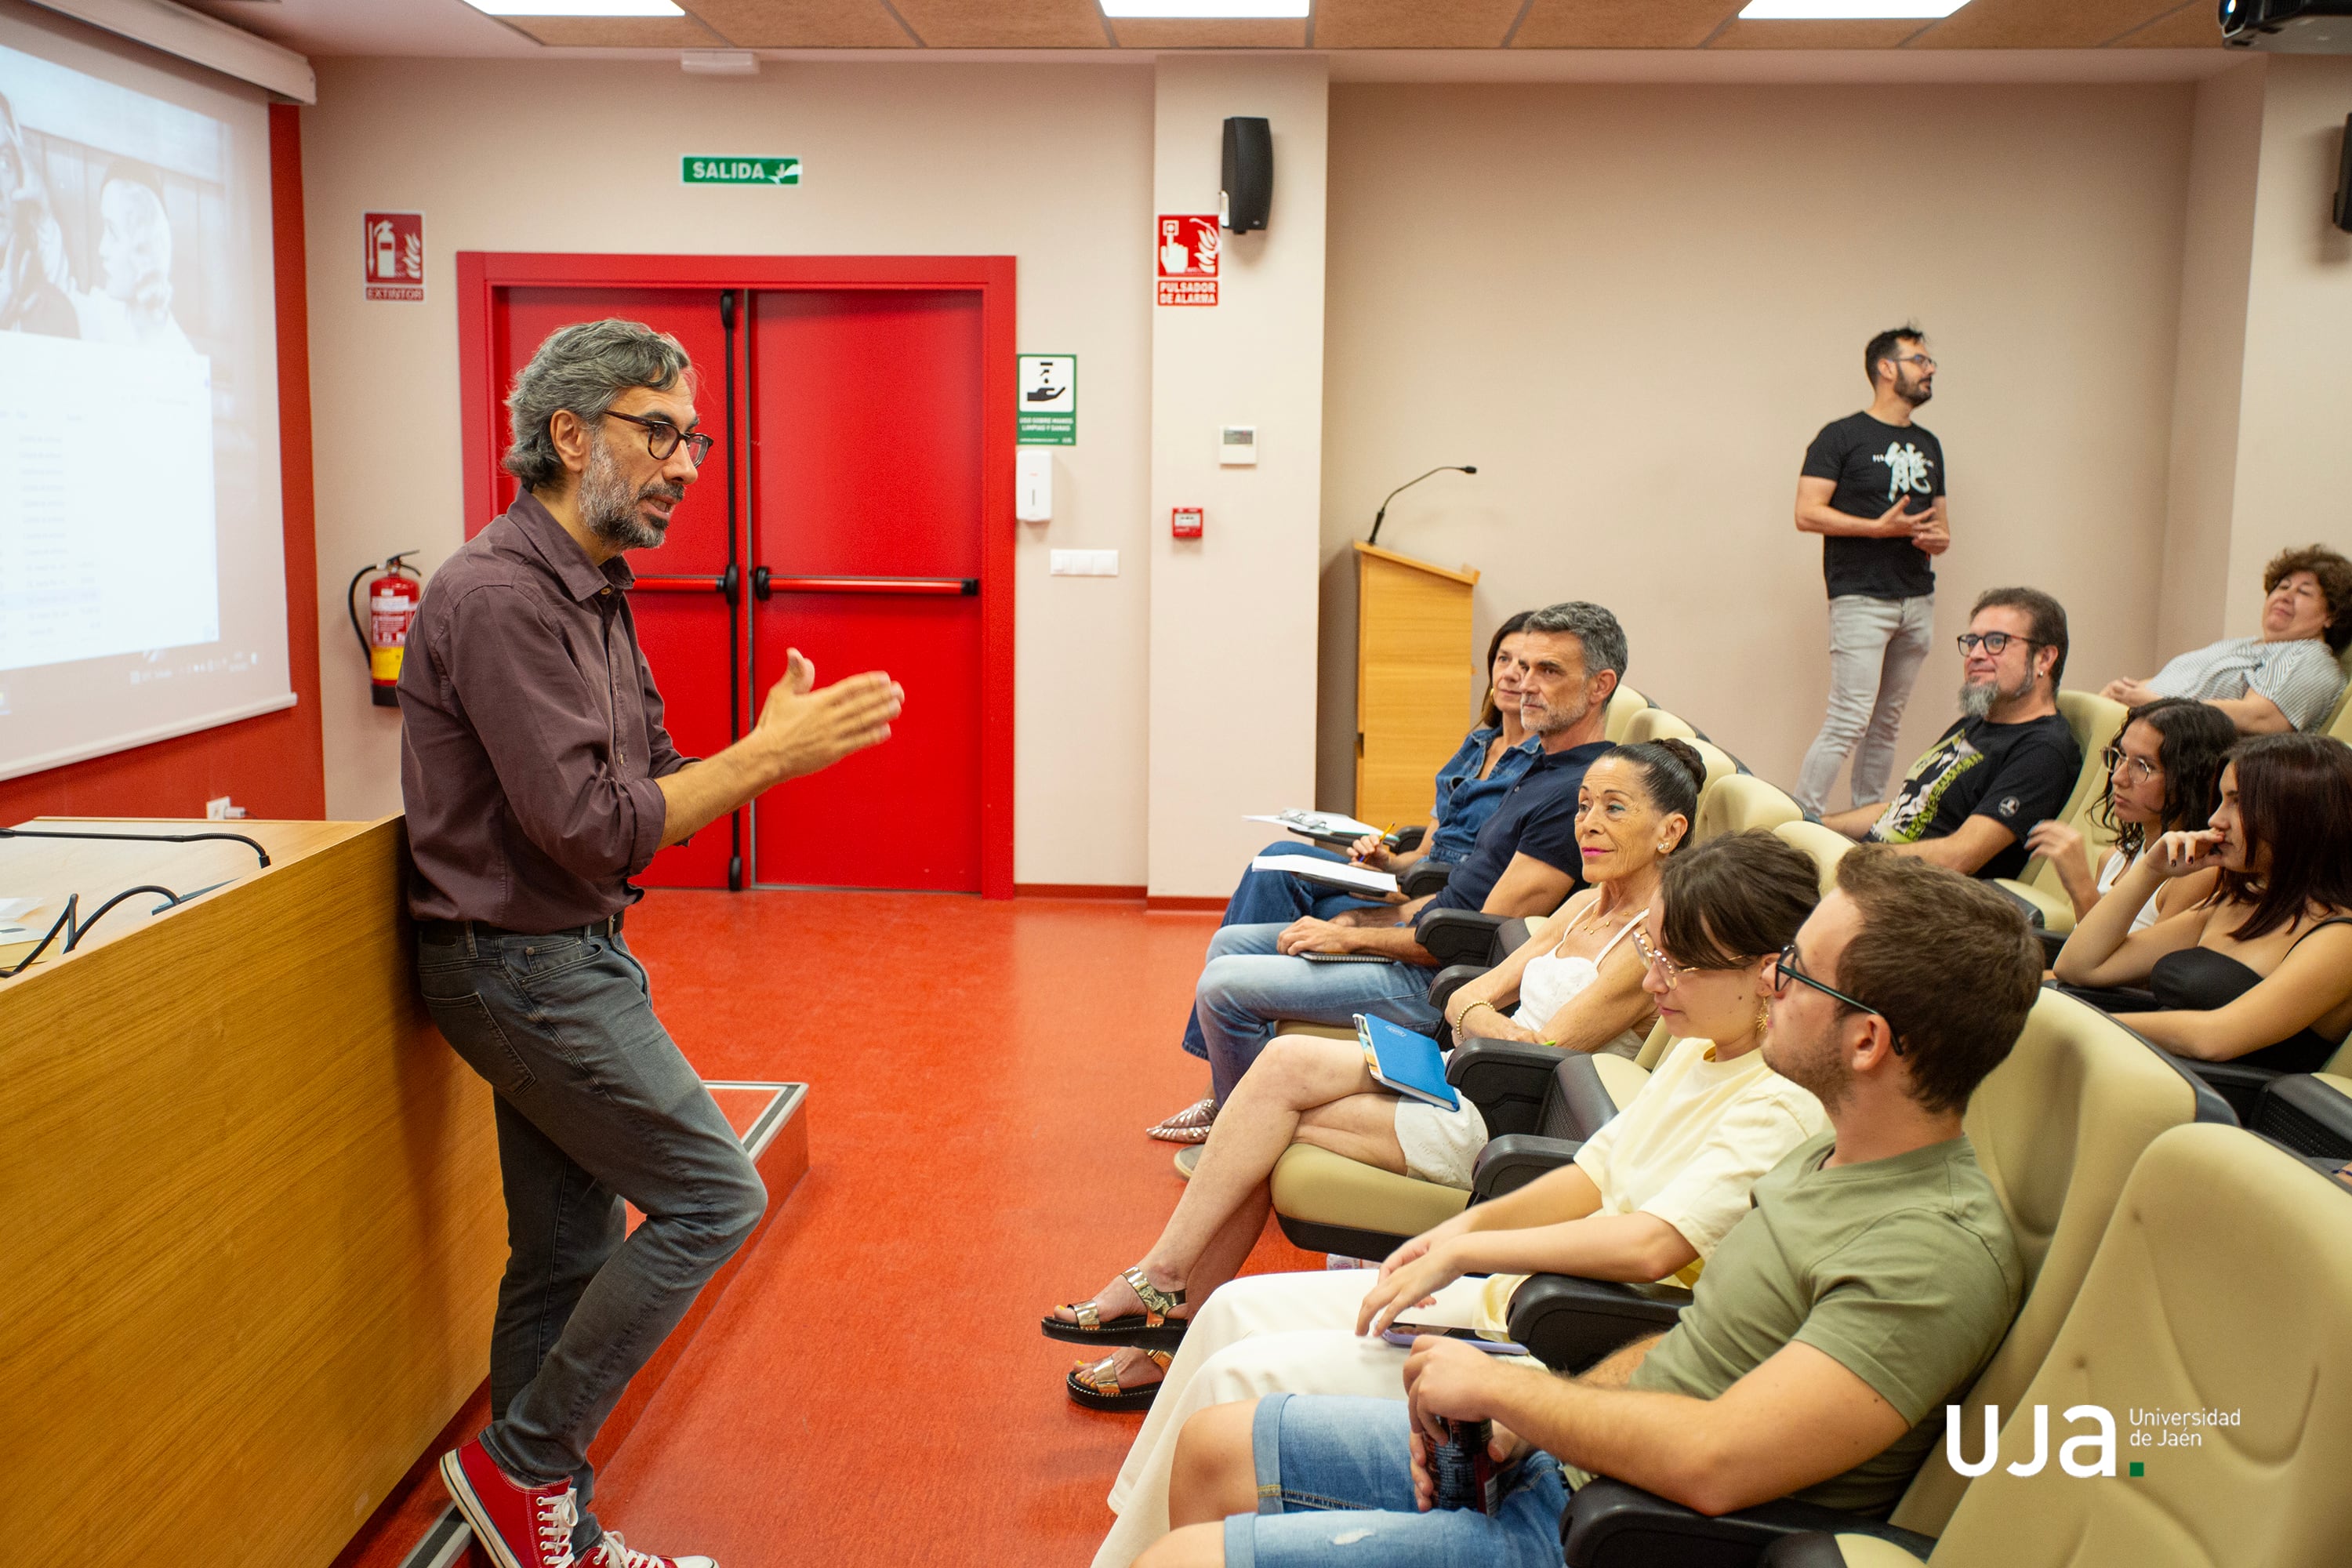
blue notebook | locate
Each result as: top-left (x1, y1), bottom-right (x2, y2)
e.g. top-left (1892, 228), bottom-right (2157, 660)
top-left (1356, 1013), bottom-right (1460, 1111)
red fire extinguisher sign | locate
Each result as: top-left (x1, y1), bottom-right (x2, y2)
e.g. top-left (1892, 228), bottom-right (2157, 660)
top-left (347, 552), bottom-right (423, 708)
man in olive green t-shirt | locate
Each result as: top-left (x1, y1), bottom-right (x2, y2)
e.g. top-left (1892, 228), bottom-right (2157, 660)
top-left (1142, 848), bottom-right (2042, 1568)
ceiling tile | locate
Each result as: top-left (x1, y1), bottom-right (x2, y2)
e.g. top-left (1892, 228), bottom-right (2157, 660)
top-left (1709, 17), bottom-right (1927, 48)
top-left (497, 16), bottom-right (728, 47)
top-left (1105, 17), bottom-right (1308, 47)
top-left (1314, 0), bottom-right (1524, 48)
top-left (2109, 2), bottom-right (2228, 45)
top-left (1907, 0), bottom-right (2183, 48)
top-left (681, 0), bottom-right (916, 47)
top-left (1511, 0), bottom-right (1741, 50)
top-left (892, 0), bottom-right (1110, 47)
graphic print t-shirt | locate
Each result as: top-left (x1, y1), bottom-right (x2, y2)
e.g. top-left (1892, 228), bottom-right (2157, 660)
top-left (1802, 412), bottom-right (1944, 601)
top-left (1865, 712), bottom-right (2078, 882)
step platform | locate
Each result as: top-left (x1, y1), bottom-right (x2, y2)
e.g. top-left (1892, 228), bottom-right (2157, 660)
top-left (350, 1080), bottom-right (808, 1568)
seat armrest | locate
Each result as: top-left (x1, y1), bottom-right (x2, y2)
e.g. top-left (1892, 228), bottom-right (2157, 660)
top-left (1471, 1134), bottom-right (1583, 1200)
top-left (2034, 926), bottom-right (2067, 966)
top-left (2183, 1058), bottom-right (2278, 1124)
top-left (1762, 1534), bottom-right (1932, 1568)
top-left (1426, 964), bottom-right (1490, 1019)
top-left (1994, 876), bottom-right (2070, 935)
top-left (1551, 1051), bottom-right (1621, 1142)
top-left (1419, 909), bottom-right (1507, 968)
top-left (1504, 1274), bottom-right (1692, 1374)
top-left (1448, 1036), bottom-right (1563, 1138)
top-left (1390, 825), bottom-right (1425, 853)
top-left (1494, 916), bottom-right (1534, 954)
top-left (2255, 1073), bottom-right (2352, 1160)
top-left (1562, 1479), bottom-right (1938, 1568)
top-left (1400, 858), bottom-right (1454, 899)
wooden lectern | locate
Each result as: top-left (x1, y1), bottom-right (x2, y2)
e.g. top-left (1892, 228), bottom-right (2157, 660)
top-left (1352, 542), bottom-right (1481, 829)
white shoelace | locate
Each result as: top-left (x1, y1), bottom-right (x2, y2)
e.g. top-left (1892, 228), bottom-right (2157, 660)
top-left (595, 1534), bottom-right (666, 1568)
top-left (538, 1490), bottom-right (579, 1568)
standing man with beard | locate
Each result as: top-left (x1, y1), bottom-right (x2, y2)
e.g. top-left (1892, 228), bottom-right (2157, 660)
top-left (399, 320), bottom-right (904, 1568)
top-left (1820, 587), bottom-right (2079, 883)
top-left (1790, 325), bottom-right (1951, 820)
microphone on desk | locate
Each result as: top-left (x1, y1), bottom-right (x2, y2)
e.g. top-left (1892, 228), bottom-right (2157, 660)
top-left (1367, 466), bottom-right (1476, 548)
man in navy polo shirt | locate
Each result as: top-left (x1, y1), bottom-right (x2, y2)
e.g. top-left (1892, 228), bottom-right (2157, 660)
top-left (1180, 601), bottom-right (1628, 1112)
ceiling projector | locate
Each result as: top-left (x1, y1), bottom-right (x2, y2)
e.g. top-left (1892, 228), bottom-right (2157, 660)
top-left (2220, 0), bottom-right (2352, 49)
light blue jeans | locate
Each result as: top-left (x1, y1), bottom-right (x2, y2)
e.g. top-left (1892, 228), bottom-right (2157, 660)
top-left (1793, 593), bottom-right (1936, 817)
top-left (1185, 923), bottom-right (1443, 1105)
top-left (1221, 1393), bottom-right (1572, 1568)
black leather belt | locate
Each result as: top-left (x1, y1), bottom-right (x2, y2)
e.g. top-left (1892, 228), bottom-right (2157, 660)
top-left (419, 911), bottom-right (624, 946)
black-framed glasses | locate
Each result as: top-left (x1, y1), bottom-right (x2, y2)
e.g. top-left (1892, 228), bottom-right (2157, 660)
top-left (2101, 742), bottom-right (2159, 786)
top-left (604, 410), bottom-right (714, 465)
top-left (1771, 941), bottom-right (1904, 1054)
top-left (1956, 631), bottom-right (2039, 657)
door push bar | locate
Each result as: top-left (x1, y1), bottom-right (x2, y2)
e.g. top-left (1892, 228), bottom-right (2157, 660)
top-left (629, 564), bottom-right (742, 601)
top-left (750, 568), bottom-right (979, 601)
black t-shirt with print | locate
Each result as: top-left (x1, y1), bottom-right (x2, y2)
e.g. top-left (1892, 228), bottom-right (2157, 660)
top-left (1414, 739), bottom-right (1612, 941)
top-left (1802, 412), bottom-right (1944, 601)
top-left (1865, 713), bottom-right (2078, 883)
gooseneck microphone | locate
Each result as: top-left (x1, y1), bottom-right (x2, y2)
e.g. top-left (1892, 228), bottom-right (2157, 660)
top-left (1367, 466), bottom-right (1477, 548)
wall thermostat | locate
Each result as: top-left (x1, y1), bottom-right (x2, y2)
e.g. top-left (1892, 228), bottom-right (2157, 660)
top-left (1219, 426), bottom-right (1258, 466)
top-left (1172, 506), bottom-right (1204, 539)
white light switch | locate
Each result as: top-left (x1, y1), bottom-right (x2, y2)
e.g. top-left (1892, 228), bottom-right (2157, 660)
top-left (1050, 549), bottom-right (1120, 577)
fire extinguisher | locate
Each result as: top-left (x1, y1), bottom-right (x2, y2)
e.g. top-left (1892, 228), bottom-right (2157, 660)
top-left (347, 550), bottom-right (423, 708)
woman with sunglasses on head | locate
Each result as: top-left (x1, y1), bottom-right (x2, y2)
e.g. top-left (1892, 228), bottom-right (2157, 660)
top-left (2054, 731), bottom-right (2352, 1074)
top-left (1044, 741), bottom-right (1702, 1411)
top-left (1081, 830), bottom-right (1828, 1568)
top-left (2024, 698), bottom-right (2236, 933)
top-left (1149, 612), bottom-right (1544, 1144)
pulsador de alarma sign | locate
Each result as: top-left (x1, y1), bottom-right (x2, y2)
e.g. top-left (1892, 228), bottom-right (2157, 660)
top-left (683, 157), bottom-right (802, 186)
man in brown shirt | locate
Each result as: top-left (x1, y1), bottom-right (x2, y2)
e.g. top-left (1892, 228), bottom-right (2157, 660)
top-left (401, 319), bottom-right (901, 1568)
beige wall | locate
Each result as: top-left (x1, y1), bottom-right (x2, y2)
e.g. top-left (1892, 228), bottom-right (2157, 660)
top-left (299, 57), bottom-right (1156, 885)
top-left (1317, 82), bottom-right (2198, 805)
top-left (1148, 56), bottom-right (1329, 897)
top-left (2221, 54), bottom-right (2352, 638)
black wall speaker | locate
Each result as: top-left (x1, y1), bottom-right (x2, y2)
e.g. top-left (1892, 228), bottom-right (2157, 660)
top-left (1221, 117), bottom-right (1272, 233)
top-left (2336, 113), bottom-right (2352, 233)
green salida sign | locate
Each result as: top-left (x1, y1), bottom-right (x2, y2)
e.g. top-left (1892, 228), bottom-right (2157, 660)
top-left (683, 156), bottom-right (801, 187)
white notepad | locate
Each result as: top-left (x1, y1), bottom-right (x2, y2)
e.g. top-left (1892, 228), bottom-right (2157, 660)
top-left (1248, 854), bottom-right (1399, 897)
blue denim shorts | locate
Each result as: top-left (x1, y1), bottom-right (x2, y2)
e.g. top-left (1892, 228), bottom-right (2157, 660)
top-left (1222, 1393), bottom-right (1571, 1568)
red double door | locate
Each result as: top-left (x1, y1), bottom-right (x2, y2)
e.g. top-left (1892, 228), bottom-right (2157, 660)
top-left (484, 284), bottom-right (986, 891)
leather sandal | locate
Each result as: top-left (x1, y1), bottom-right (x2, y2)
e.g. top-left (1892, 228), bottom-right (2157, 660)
top-left (1065, 1349), bottom-right (1173, 1412)
top-left (1040, 1265), bottom-right (1189, 1350)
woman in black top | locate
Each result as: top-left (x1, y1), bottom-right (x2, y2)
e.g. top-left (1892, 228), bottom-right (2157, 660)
top-left (2054, 732), bottom-right (2352, 1073)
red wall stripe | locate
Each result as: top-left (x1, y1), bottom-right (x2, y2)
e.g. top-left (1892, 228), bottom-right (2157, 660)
top-left (0, 102), bottom-right (325, 824)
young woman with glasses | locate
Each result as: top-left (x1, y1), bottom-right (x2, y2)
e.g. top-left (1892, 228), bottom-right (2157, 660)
top-left (1078, 830), bottom-right (1828, 1567)
top-left (2024, 698), bottom-right (2236, 933)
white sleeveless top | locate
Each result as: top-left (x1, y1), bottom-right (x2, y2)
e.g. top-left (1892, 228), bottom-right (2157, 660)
top-left (2095, 848), bottom-right (2164, 933)
top-left (1513, 912), bottom-right (1649, 1059)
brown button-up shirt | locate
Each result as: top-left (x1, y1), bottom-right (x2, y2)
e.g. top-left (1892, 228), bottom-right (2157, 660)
top-left (398, 493), bottom-right (690, 931)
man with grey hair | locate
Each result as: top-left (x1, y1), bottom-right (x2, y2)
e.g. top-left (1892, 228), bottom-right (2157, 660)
top-left (1171, 601), bottom-right (1628, 1118)
top-left (401, 318), bottom-right (903, 1568)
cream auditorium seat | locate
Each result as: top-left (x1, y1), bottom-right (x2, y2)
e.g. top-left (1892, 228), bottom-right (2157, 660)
top-left (1773, 818), bottom-right (1857, 898)
top-left (1551, 991), bottom-right (2237, 1556)
top-left (1752, 1124), bottom-right (2352, 1568)
top-left (1691, 773), bottom-right (1802, 844)
top-left (1686, 738), bottom-right (1738, 795)
top-left (1602, 684), bottom-right (1649, 743)
top-left (2314, 641), bottom-right (2351, 736)
top-left (1993, 691), bottom-right (2128, 936)
top-left (1619, 708), bottom-right (1696, 746)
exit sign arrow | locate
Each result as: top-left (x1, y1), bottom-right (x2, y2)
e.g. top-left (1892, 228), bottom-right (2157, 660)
top-left (683, 156), bottom-right (802, 186)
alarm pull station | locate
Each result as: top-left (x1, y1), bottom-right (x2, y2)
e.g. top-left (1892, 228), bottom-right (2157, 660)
top-left (1219, 426), bottom-right (1258, 466)
top-left (1171, 506), bottom-right (1204, 539)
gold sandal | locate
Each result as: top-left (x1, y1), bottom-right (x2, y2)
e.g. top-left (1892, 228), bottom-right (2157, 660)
top-left (1065, 1348), bottom-right (1173, 1412)
top-left (1040, 1265), bottom-right (1189, 1349)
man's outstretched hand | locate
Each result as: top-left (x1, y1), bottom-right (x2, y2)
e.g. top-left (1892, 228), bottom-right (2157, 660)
top-left (755, 649), bottom-right (904, 783)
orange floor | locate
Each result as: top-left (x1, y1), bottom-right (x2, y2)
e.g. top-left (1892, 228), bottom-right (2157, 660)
top-left (434, 890), bottom-right (1318, 1567)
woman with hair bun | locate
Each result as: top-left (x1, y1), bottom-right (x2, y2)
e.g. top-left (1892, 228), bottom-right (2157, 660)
top-left (1040, 739), bottom-right (1705, 1409)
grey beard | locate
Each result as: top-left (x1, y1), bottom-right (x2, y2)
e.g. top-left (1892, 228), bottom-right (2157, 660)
top-left (579, 437), bottom-right (668, 551)
top-left (1958, 679), bottom-right (1995, 720)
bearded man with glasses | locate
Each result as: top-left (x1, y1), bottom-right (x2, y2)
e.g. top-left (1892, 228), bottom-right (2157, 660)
top-left (1817, 586), bottom-right (2081, 882)
top-left (398, 318), bottom-right (904, 1568)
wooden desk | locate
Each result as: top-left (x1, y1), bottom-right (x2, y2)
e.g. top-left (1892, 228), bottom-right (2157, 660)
top-left (0, 817), bottom-right (503, 1566)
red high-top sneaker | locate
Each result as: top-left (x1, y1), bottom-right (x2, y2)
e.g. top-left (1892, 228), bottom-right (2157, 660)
top-left (439, 1437), bottom-right (581, 1568)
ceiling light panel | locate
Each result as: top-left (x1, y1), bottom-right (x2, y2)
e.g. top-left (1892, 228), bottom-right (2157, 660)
top-left (1737, 0), bottom-right (1969, 16)
top-left (461, 0), bottom-right (685, 16)
top-left (1099, 1), bottom-right (1310, 16)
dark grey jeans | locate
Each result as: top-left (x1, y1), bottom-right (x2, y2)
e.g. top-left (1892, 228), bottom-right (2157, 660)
top-left (417, 921), bottom-right (766, 1550)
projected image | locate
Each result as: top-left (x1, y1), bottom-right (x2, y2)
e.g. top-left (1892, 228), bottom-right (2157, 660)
top-left (0, 45), bottom-right (229, 673)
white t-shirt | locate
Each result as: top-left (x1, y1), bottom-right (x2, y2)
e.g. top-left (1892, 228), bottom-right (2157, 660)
top-left (1479, 1035), bottom-right (1826, 1322)
top-left (2094, 847), bottom-right (2164, 933)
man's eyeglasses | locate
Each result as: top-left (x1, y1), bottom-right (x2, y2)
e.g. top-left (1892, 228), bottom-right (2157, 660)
top-left (1771, 941), bottom-right (1904, 1054)
top-left (2102, 743), bottom-right (2160, 786)
top-left (604, 411), bottom-right (715, 466)
top-left (1956, 631), bottom-right (2039, 657)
